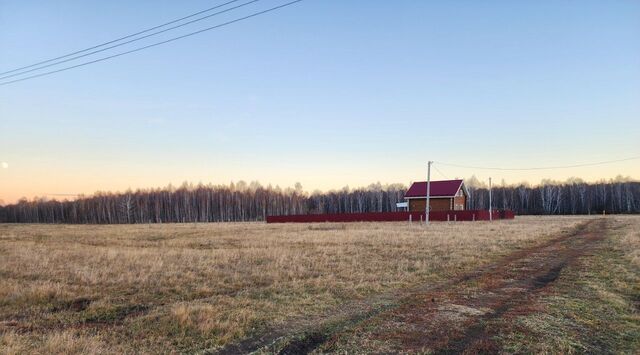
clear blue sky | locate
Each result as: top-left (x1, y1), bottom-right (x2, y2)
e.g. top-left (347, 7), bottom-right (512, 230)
top-left (1, 0), bottom-right (639, 202)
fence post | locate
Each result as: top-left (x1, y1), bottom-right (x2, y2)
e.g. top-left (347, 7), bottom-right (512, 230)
top-left (454, 214), bottom-right (457, 222)
top-left (409, 214), bottom-right (412, 223)
top-left (447, 214), bottom-right (450, 222)
top-left (473, 214), bottom-right (475, 222)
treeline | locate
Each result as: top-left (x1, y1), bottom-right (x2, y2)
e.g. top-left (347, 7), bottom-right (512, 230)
top-left (468, 179), bottom-right (640, 215)
top-left (0, 179), bottom-right (638, 224)
top-left (0, 182), bottom-right (405, 224)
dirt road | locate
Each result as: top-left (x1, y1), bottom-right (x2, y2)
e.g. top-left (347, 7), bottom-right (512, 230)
top-left (339, 218), bottom-right (607, 354)
top-left (217, 219), bottom-right (610, 354)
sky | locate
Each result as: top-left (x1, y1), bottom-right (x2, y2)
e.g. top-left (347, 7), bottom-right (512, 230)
top-left (1, 0), bottom-right (639, 204)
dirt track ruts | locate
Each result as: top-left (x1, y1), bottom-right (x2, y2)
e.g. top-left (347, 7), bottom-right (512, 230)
top-left (215, 218), bottom-right (607, 354)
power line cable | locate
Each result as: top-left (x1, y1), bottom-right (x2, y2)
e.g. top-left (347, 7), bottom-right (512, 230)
top-left (0, 0), bottom-right (246, 76)
top-left (0, 0), bottom-right (263, 81)
top-left (433, 164), bottom-right (448, 179)
top-left (0, 0), bottom-right (304, 86)
top-left (434, 156), bottom-right (640, 171)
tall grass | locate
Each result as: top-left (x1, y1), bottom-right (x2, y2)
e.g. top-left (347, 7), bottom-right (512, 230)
top-left (0, 217), bottom-right (592, 354)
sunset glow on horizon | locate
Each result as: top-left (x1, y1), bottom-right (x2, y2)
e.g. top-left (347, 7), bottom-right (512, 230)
top-left (1, 157), bottom-right (638, 204)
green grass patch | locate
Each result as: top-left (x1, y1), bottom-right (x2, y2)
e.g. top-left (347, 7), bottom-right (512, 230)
top-left (500, 237), bottom-right (640, 353)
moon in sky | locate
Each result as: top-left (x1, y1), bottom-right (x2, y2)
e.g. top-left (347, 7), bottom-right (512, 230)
top-left (1, 162), bottom-right (8, 169)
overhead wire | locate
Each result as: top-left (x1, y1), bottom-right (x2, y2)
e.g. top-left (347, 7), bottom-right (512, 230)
top-left (432, 164), bottom-right (449, 180)
top-left (434, 156), bottom-right (640, 171)
top-left (0, 0), bottom-right (305, 86)
top-left (0, 0), bottom-right (247, 76)
top-left (0, 0), bottom-right (264, 81)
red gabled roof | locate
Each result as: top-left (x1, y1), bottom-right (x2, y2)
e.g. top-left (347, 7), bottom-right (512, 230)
top-left (404, 179), bottom-right (464, 198)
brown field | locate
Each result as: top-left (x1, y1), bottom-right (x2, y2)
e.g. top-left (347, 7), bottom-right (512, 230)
top-left (0, 216), bottom-right (638, 354)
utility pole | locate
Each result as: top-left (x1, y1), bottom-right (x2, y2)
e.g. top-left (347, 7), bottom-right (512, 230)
top-left (489, 177), bottom-right (492, 222)
top-left (426, 161), bottom-right (432, 225)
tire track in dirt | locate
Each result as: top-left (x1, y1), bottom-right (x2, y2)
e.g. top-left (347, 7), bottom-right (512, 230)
top-left (429, 218), bottom-right (608, 354)
top-left (214, 219), bottom-right (605, 354)
top-left (323, 218), bottom-right (607, 354)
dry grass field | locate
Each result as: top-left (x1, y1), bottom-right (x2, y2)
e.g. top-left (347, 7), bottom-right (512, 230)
top-left (0, 216), bottom-right (638, 354)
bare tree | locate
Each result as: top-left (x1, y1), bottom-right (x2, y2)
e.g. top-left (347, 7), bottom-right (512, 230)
top-left (1, 179), bottom-right (639, 224)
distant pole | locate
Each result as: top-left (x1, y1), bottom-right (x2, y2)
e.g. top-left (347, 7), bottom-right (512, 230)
top-left (426, 161), bottom-right (432, 225)
top-left (489, 177), bottom-right (492, 221)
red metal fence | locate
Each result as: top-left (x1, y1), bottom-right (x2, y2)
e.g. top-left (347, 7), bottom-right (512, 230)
top-left (266, 210), bottom-right (514, 223)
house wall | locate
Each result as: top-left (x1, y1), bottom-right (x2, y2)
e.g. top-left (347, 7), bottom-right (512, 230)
top-left (453, 195), bottom-right (466, 210)
top-left (409, 198), bottom-right (452, 212)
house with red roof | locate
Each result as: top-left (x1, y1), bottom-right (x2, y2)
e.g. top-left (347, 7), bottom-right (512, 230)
top-left (404, 179), bottom-right (468, 212)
